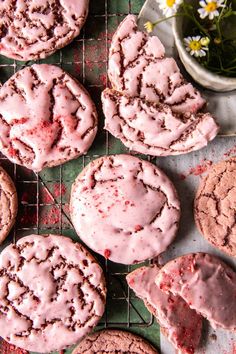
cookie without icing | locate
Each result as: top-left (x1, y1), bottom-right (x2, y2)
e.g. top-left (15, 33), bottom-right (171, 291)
top-left (0, 234), bottom-right (106, 353)
top-left (70, 154), bottom-right (180, 264)
top-left (0, 64), bottom-right (98, 171)
top-left (102, 88), bottom-right (219, 156)
top-left (194, 158), bottom-right (236, 256)
top-left (108, 15), bottom-right (205, 114)
top-left (0, 0), bottom-right (89, 61)
top-left (156, 252), bottom-right (236, 331)
top-left (0, 166), bottom-right (18, 244)
top-left (72, 330), bottom-right (159, 354)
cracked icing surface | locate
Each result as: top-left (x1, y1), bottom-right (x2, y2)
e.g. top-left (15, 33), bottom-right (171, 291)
top-left (0, 234), bottom-right (106, 353)
top-left (70, 154), bottom-right (180, 265)
top-left (0, 64), bottom-right (98, 171)
top-left (72, 329), bottom-right (158, 354)
top-left (194, 158), bottom-right (236, 256)
top-left (0, 0), bottom-right (89, 61)
top-left (0, 166), bottom-right (18, 245)
top-left (156, 253), bottom-right (236, 331)
top-left (127, 266), bottom-right (202, 354)
top-left (108, 15), bottom-right (205, 114)
top-left (102, 89), bottom-right (219, 156)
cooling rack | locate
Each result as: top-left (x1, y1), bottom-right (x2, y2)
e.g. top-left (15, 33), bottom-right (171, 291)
top-left (0, 1), bottom-right (160, 353)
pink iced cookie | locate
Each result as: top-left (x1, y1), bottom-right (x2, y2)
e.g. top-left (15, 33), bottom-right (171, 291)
top-left (70, 155), bottom-right (180, 264)
top-left (127, 265), bottom-right (202, 354)
top-left (0, 0), bottom-right (89, 61)
top-left (108, 15), bottom-right (205, 114)
top-left (0, 64), bottom-right (98, 171)
top-left (156, 253), bottom-right (236, 331)
top-left (0, 234), bottom-right (106, 353)
top-left (102, 89), bottom-right (219, 156)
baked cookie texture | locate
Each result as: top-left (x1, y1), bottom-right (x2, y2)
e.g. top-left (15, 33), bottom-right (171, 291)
top-left (70, 154), bottom-right (180, 264)
top-left (0, 234), bottom-right (106, 353)
top-left (0, 64), bottom-right (98, 171)
top-left (156, 253), bottom-right (236, 331)
top-left (194, 158), bottom-right (236, 256)
top-left (0, 166), bottom-right (18, 244)
top-left (127, 265), bottom-right (202, 354)
top-left (0, 0), bottom-right (89, 61)
top-left (102, 88), bottom-right (219, 156)
top-left (72, 329), bottom-right (159, 354)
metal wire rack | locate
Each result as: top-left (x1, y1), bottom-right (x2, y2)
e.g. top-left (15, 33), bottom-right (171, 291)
top-left (0, 0), bottom-right (157, 346)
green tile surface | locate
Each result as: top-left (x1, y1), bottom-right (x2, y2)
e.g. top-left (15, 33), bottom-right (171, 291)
top-left (0, 1), bottom-right (160, 353)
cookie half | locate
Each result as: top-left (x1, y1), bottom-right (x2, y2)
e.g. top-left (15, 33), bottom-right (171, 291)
top-left (108, 15), bottom-right (205, 114)
top-left (127, 265), bottom-right (202, 354)
top-left (156, 253), bottom-right (236, 331)
top-left (0, 166), bottom-right (18, 244)
top-left (0, 64), bottom-right (98, 171)
top-left (0, 234), bottom-right (106, 353)
top-left (194, 158), bottom-right (236, 256)
top-left (102, 88), bottom-right (219, 156)
top-left (70, 154), bottom-right (180, 264)
top-left (72, 330), bottom-right (159, 354)
top-left (0, 0), bottom-right (89, 61)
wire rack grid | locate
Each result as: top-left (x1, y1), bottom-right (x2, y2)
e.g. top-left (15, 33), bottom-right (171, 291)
top-left (0, 1), bottom-right (160, 353)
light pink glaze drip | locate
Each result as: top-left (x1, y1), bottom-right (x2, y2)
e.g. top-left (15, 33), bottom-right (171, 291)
top-left (0, 234), bottom-right (106, 353)
top-left (70, 155), bottom-right (180, 265)
top-left (127, 265), bottom-right (202, 353)
top-left (108, 15), bottom-right (205, 114)
top-left (156, 253), bottom-right (236, 331)
top-left (102, 89), bottom-right (219, 156)
top-left (0, 64), bottom-right (98, 171)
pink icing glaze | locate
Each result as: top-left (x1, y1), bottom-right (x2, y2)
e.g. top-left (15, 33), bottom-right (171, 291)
top-left (156, 253), bottom-right (236, 331)
top-left (127, 265), bottom-right (202, 353)
top-left (0, 64), bottom-right (98, 171)
top-left (0, 0), bottom-right (89, 61)
top-left (0, 234), bottom-right (106, 352)
top-left (108, 15), bottom-right (205, 114)
top-left (70, 154), bottom-right (180, 265)
top-left (102, 89), bottom-right (219, 156)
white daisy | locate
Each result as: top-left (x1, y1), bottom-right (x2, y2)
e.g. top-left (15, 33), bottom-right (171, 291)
top-left (198, 0), bottom-right (225, 20)
top-left (184, 36), bottom-right (209, 57)
top-left (157, 0), bottom-right (183, 17)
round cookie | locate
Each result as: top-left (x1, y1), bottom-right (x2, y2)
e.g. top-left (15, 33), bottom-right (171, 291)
top-left (0, 166), bottom-right (17, 244)
top-left (0, 64), bottom-right (98, 171)
top-left (0, 0), bottom-right (89, 61)
top-left (194, 158), bottom-right (236, 256)
top-left (72, 330), bottom-right (159, 354)
top-left (70, 154), bottom-right (180, 264)
top-left (0, 234), bottom-right (106, 353)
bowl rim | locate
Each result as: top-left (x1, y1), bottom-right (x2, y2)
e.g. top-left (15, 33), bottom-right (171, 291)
top-left (172, 16), bottom-right (236, 84)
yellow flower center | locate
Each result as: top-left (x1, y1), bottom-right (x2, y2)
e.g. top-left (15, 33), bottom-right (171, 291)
top-left (166, 0), bottom-right (176, 8)
top-left (189, 40), bottom-right (202, 51)
top-left (205, 2), bottom-right (217, 12)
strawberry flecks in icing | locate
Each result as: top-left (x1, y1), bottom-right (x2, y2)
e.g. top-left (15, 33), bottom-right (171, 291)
top-left (104, 249), bottom-right (111, 259)
top-left (108, 15), bottom-right (205, 114)
top-left (70, 154), bottom-right (180, 265)
top-left (102, 89), bottom-right (219, 157)
top-left (127, 266), bottom-right (202, 354)
top-left (0, 64), bottom-right (98, 171)
top-left (0, 339), bottom-right (29, 354)
top-left (156, 253), bottom-right (236, 331)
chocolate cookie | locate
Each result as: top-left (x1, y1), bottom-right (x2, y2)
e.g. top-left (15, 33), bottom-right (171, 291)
top-left (102, 88), bottom-right (219, 156)
top-left (156, 253), bottom-right (236, 331)
top-left (127, 266), bottom-right (203, 354)
top-left (0, 166), bottom-right (17, 244)
top-left (72, 330), bottom-right (159, 354)
top-left (0, 0), bottom-right (89, 61)
top-left (194, 158), bottom-right (236, 256)
top-left (108, 15), bottom-right (205, 114)
top-left (0, 234), bottom-right (106, 353)
top-left (0, 64), bottom-right (98, 171)
top-left (70, 154), bottom-right (180, 265)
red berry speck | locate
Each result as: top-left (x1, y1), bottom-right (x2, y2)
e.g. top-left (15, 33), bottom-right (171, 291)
top-left (8, 147), bottom-right (17, 157)
top-left (104, 249), bottom-right (111, 259)
top-left (134, 225), bottom-right (142, 232)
